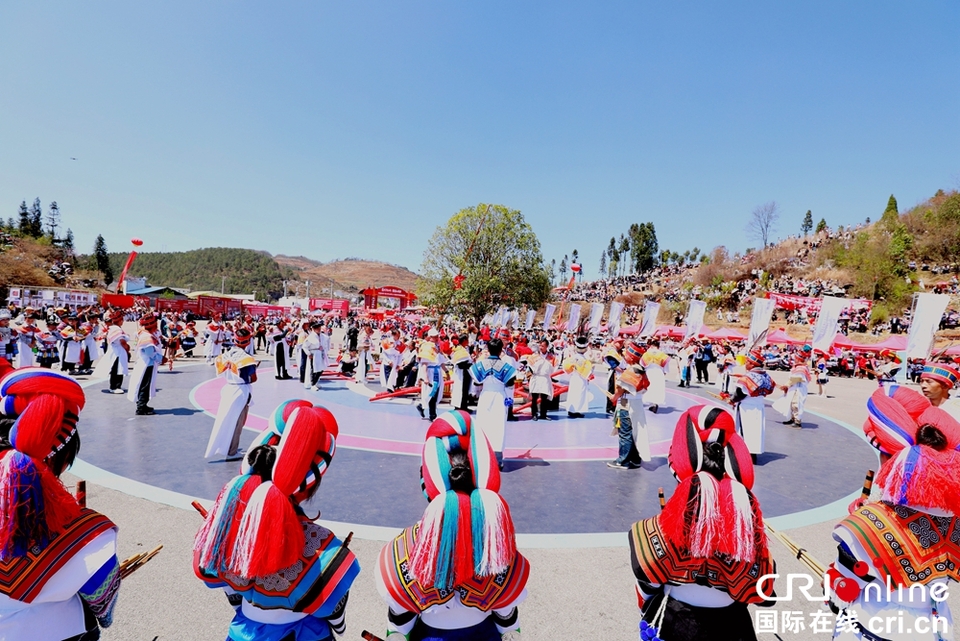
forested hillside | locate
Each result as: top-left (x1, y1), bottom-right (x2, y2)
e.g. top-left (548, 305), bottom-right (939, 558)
top-left (106, 248), bottom-right (296, 301)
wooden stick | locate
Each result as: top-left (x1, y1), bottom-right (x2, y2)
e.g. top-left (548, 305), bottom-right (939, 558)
top-left (765, 524), bottom-right (826, 577)
top-left (119, 544), bottom-right (163, 580)
top-left (861, 469), bottom-right (875, 502)
top-left (75, 480), bottom-right (86, 509)
top-left (191, 501), bottom-right (209, 518)
top-left (658, 487), bottom-right (666, 511)
top-left (343, 531), bottom-right (354, 548)
top-left (361, 632), bottom-right (385, 641)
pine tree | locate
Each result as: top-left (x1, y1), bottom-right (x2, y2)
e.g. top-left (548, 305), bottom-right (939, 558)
top-left (5, 217), bottom-right (14, 231)
top-left (599, 251), bottom-right (607, 278)
top-left (816, 218), bottom-right (827, 233)
top-left (29, 198), bottom-right (43, 237)
top-left (801, 210), bottom-right (813, 235)
top-left (63, 228), bottom-right (75, 253)
top-left (559, 255), bottom-right (568, 281)
top-left (94, 235), bottom-right (113, 284)
top-left (18, 201), bottom-right (29, 235)
top-left (880, 195), bottom-right (899, 230)
top-left (46, 201), bottom-right (61, 241)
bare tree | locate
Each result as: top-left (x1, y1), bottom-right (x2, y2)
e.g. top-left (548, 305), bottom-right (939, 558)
top-left (746, 201), bottom-right (780, 248)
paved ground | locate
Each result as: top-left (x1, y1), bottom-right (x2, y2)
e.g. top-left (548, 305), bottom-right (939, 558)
top-left (64, 336), bottom-right (955, 641)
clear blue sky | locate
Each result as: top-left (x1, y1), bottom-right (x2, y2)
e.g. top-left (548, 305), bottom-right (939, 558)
top-left (2, 2), bottom-right (958, 279)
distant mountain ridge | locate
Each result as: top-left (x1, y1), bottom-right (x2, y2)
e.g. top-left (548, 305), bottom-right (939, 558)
top-left (273, 255), bottom-right (419, 293)
top-left (102, 246), bottom-right (418, 302)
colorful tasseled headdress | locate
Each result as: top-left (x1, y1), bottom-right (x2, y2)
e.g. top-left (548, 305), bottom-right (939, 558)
top-left (624, 341), bottom-right (646, 365)
top-left (863, 386), bottom-right (960, 514)
top-left (661, 405), bottom-right (766, 563)
top-left (195, 402), bottom-right (339, 579)
top-left (0, 368), bottom-right (86, 560)
top-left (745, 349), bottom-right (765, 368)
top-left (410, 410), bottom-right (516, 591)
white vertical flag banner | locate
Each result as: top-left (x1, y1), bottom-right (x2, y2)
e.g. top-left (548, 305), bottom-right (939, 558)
top-left (811, 296), bottom-right (848, 354)
top-left (509, 309), bottom-right (519, 328)
top-left (588, 303), bottom-right (605, 335)
top-left (542, 304), bottom-right (556, 328)
top-left (748, 297), bottom-right (776, 348)
top-left (608, 301), bottom-right (624, 338)
top-left (685, 300), bottom-right (707, 339)
top-left (496, 306), bottom-right (509, 328)
top-left (639, 301), bottom-right (661, 337)
top-left (525, 309), bottom-right (536, 331)
top-left (907, 293), bottom-right (950, 359)
top-left (566, 304), bottom-right (582, 332)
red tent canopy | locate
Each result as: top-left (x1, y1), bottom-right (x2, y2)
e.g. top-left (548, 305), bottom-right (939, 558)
top-left (707, 327), bottom-right (746, 341)
top-left (857, 335), bottom-right (908, 353)
top-left (653, 325), bottom-right (685, 339)
top-left (831, 333), bottom-right (858, 349)
top-left (766, 328), bottom-right (804, 345)
top-left (618, 324), bottom-right (640, 336)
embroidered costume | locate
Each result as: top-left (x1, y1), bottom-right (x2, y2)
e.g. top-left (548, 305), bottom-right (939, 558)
top-left (828, 385), bottom-right (960, 640)
top-left (375, 410), bottom-right (528, 641)
top-left (629, 405), bottom-right (775, 641)
top-left (469, 339), bottom-right (517, 467)
top-left (732, 350), bottom-right (775, 456)
top-left (195, 401), bottom-right (360, 641)
top-left (0, 367), bottom-right (121, 641)
top-left (204, 348), bottom-right (258, 460)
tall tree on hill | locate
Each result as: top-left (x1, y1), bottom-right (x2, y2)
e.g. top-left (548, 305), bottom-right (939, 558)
top-left (598, 251), bottom-right (606, 279)
top-left (628, 222), bottom-right (659, 273)
top-left (746, 201), bottom-right (779, 248)
top-left (29, 199), bottom-right (43, 238)
top-left (618, 234), bottom-right (630, 277)
top-left (559, 255), bottom-right (568, 282)
top-left (17, 201), bottom-right (30, 236)
top-left (548, 259), bottom-right (556, 285)
top-left (46, 201), bottom-right (61, 241)
top-left (417, 203), bottom-right (551, 322)
top-left (801, 210), bottom-right (813, 235)
top-left (94, 235), bottom-right (113, 284)
top-left (880, 194), bottom-right (900, 230)
top-left (816, 218), bottom-right (827, 233)
top-left (63, 229), bottom-right (75, 253)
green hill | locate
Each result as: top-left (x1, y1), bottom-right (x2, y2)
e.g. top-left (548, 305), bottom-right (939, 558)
top-left (107, 247), bottom-right (295, 301)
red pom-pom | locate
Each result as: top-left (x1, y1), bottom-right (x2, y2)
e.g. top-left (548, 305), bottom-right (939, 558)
top-left (834, 578), bottom-right (861, 603)
top-left (853, 561), bottom-right (870, 577)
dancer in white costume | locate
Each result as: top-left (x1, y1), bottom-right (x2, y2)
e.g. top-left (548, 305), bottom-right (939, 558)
top-left (561, 336), bottom-right (592, 418)
top-left (731, 349), bottom-right (775, 461)
top-left (204, 347), bottom-right (258, 460)
top-left (470, 337), bottom-right (517, 470)
top-left (127, 313), bottom-right (163, 415)
top-left (640, 339), bottom-right (669, 413)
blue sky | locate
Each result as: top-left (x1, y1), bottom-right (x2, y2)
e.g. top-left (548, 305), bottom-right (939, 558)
top-left (2, 2), bottom-right (958, 279)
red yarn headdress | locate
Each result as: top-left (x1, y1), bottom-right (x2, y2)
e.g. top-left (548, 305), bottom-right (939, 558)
top-left (865, 386), bottom-right (960, 514)
top-left (661, 405), bottom-right (767, 563)
top-left (0, 368), bottom-right (85, 560)
top-left (229, 404), bottom-right (338, 578)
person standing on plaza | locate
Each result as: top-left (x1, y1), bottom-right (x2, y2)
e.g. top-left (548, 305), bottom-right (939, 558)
top-left (127, 312), bottom-right (163, 415)
top-left (470, 337), bottom-right (517, 470)
top-left (731, 349), bottom-right (775, 462)
top-left (562, 336), bottom-right (592, 418)
top-left (607, 340), bottom-right (650, 470)
top-left (528, 338), bottom-right (555, 421)
top-left (203, 346), bottom-right (257, 461)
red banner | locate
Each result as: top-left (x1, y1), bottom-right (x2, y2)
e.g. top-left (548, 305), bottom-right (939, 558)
top-left (766, 292), bottom-right (872, 314)
top-left (308, 298), bottom-right (350, 315)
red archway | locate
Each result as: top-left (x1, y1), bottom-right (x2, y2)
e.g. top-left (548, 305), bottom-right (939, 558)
top-left (360, 286), bottom-right (417, 310)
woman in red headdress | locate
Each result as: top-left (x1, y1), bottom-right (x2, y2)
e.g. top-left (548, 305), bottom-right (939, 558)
top-left (0, 367), bottom-right (121, 640)
top-left (628, 405), bottom-right (775, 640)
